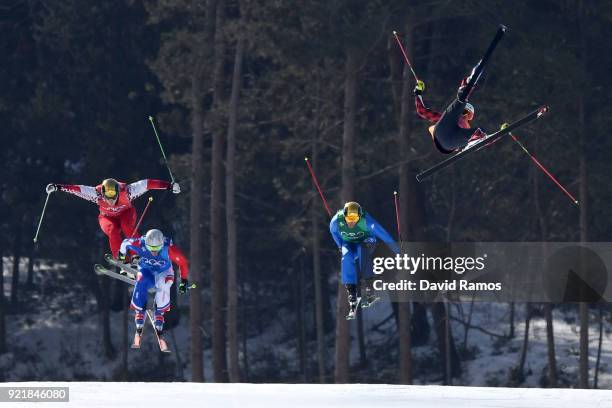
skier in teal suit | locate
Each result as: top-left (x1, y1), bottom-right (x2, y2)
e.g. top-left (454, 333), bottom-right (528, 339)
top-left (330, 202), bottom-right (400, 317)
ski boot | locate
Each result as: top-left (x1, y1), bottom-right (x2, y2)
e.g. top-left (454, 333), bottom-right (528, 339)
top-left (154, 314), bottom-right (170, 353)
top-left (131, 312), bottom-right (145, 349)
top-left (345, 284), bottom-right (361, 320)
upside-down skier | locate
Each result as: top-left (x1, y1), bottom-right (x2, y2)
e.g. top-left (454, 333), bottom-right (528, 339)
top-left (329, 202), bottom-right (400, 319)
top-left (412, 25), bottom-right (508, 154)
top-left (45, 178), bottom-right (180, 257)
top-left (118, 228), bottom-right (190, 351)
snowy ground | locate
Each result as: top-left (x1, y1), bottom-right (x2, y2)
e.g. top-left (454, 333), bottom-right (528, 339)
top-left (3, 382), bottom-right (612, 408)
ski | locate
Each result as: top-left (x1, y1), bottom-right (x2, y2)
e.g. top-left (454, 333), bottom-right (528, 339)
top-left (361, 296), bottom-right (380, 309)
top-left (104, 253), bottom-right (137, 279)
top-left (94, 264), bottom-right (136, 285)
top-left (458, 24), bottom-right (507, 101)
top-left (346, 297), bottom-right (362, 320)
top-left (94, 264), bottom-right (155, 294)
top-left (146, 310), bottom-right (171, 353)
top-left (416, 105), bottom-right (549, 182)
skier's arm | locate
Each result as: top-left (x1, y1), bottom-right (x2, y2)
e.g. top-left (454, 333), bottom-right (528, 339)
top-left (50, 184), bottom-right (99, 204)
top-left (365, 214), bottom-right (400, 254)
top-left (126, 179), bottom-right (173, 201)
top-left (415, 95), bottom-right (442, 123)
top-left (168, 244), bottom-right (189, 280)
top-left (329, 214), bottom-right (343, 249)
top-left (119, 238), bottom-right (142, 259)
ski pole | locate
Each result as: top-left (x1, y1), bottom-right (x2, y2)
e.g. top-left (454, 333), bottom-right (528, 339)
top-left (148, 116), bottom-right (175, 183)
top-left (392, 31), bottom-right (419, 82)
top-left (393, 191), bottom-right (401, 241)
top-left (33, 192), bottom-right (51, 243)
top-left (130, 196), bottom-right (154, 238)
top-left (510, 133), bottom-right (579, 206)
top-left (305, 157), bottom-right (332, 217)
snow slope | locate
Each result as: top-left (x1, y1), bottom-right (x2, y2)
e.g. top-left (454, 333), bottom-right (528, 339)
top-left (4, 382), bottom-right (612, 408)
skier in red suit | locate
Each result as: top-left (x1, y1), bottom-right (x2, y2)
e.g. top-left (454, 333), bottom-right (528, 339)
top-left (45, 178), bottom-right (180, 257)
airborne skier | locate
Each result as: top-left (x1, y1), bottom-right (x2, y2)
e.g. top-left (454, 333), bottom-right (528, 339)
top-left (45, 178), bottom-right (180, 257)
top-left (329, 202), bottom-right (400, 319)
top-left (118, 228), bottom-right (190, 351)
top-left (412, 25), bottom-right (507, 153)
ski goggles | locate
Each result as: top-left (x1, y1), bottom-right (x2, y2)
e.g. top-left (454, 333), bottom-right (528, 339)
top-left (146, 244), bottom-right (163, 252)
top-left (345, 212), bottom-right (360, 223)
top-left (103, 189), bottom-right (117, 199)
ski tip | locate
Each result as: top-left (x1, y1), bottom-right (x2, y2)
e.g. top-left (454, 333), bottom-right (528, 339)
top-left (499, 24), bottom-right (508, 32)
top-left (148, 196), bottom-right (153, 202)
top-left (574, 200), bottom-right (580, 206)
top-left (148, 115), bottom-right (154, 121)
top-left (392, 30), bottom-right (398, 35)
top-left (393, 190), bottom-right (397, 195)
top-left (33, 238), bottom-right (37, 243)
top-left (304, 156), bottom-right (309, 161)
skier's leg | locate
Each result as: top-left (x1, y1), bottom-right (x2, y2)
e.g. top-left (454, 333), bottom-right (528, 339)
top-left (153, 268), bottom-right (174, 333)
top-left (433, 99), bottom-right (479, 151)
top-left (98, 215), bottom-right (122, 258)
top-left (130, 271), bottom-right (154, 329)
top-left (119, 207), bottom-right (138, 239)
top-left (359, 240), bottom-right (378, 304)
top-left (457, 25), bottom-right (506, 102)
top-left (341, 243), bottom-right (358, 285)
top-left (341, 243), bottom-right (359, 304)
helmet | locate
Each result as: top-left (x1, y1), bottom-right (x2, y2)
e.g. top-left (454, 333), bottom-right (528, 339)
top-left (343, 202), bottom-right (363, 223)
top-left (101, 178), bottom-right (120, 199)
top-left (463, 103), bottom-right (475, 117)
top-left (144, 229), bottom-right (165, 252)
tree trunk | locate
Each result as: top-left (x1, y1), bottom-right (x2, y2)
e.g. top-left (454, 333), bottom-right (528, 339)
top-left (122, 290), bottom-right (129, 380)
top-left (100, 275), bottom-right (115, 359)
top-left (594, 305), bottom-right (604, 389)
top-left (432, 302), bottom-right (461, 381)
top-left (311, 137), bottom-right (327, 383)
top-left (226, 32), bottom-right (244, 384)
top-left (241, 277), bottom-right (250, 380)
top-left (0, 254), bottom-right (6, 354)
top-left (210, 0), bottom-right (228, 383)
top-left (532, 138), bottom-right (557, 387)
top-left (577, 0), bottom-right (589, 390)
top-left (509, 303), bottom-right (515, 339)
top-left (544, 304), bottom-right (558, 387)
top-left (188, 0), bottom-right (219, 383)
top-left (26, 245), bottom-right (34, 288)
top-left (297, 261), bottom-right (307, 381)
top-left (189, 56), bottom-right (206, 384)
top-left (397, 68), bottom-right (413, 382)
top-left (334, 47), bottom-right (358, 383)
top-left (514, 304), bottom-right (531, 384)
top-left (10, 228), bottom-right (21, 306)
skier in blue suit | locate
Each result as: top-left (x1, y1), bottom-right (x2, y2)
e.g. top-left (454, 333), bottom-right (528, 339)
top-left (330, 202), bottom-right (400, 315)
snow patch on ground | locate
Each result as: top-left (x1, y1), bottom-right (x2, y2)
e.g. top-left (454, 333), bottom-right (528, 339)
top-left (4, 382), bottom-right (612, 408)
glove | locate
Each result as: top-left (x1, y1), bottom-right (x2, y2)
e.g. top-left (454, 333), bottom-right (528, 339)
top-left (500, 122), bottom-right (509, 131)
top-left (46, 183), bottom-right (58, 194)
top-left (179, 279), bottom-right (190, 294)
top-left (171, 182), bottom-right (181, 194)
top-left (413, 80), bottom-right (425, 96)
top-left (130, 255), bottom-right (140, 267)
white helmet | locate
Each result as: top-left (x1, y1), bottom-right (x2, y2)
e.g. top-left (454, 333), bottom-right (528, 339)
top-left (464, 102), bottom-right (475, 115)
top-left (144, 229), bottom-right (164, 252)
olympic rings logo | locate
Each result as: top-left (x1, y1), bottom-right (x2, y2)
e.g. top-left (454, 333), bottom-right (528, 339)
top-left (141, 258), bottom-right (168, 267)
